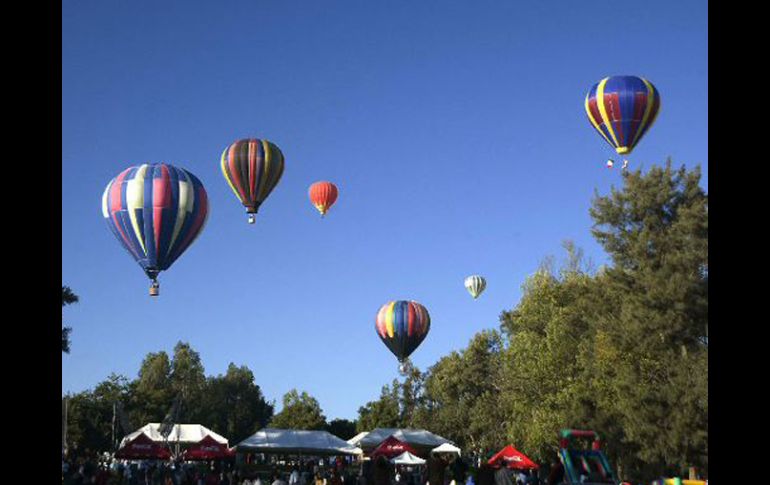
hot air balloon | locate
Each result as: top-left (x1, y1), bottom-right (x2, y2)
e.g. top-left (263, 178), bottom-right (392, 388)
top-left (102, 163), bottom-right (209, 296)
top-left (585, 75), bottom-right (660, 156)
top-left (375, 300), bottom-right (430, 372)
top-left (464, 275), bottom-right (487, 299)
top-left (308, 181), bottom-right (338, 217)
top-left (220, 138), bottom-right (285, 224)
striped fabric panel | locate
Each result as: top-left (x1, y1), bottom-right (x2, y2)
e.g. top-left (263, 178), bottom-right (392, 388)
top-left (221, 139), bottom-right (285, 213)
top-left (103, 163), bottom-right (208, 276)
top-left (584, 75), bottom-right (660, 154)
top-left (375, 300), bottom-right (431, 362)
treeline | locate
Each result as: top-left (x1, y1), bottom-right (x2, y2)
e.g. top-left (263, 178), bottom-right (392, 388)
top-left (64, 342), bottom-right (360, 450)
top-left (64, 161), bottom-right (707, 483)
top-left (355, 162), bottom-right (708, 482)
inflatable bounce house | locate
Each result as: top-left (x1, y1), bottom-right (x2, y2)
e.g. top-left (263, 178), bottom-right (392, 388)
top-left (557, 429), bottom-right (618, 484)
top-left (650, 479), bottom-right (706, 485)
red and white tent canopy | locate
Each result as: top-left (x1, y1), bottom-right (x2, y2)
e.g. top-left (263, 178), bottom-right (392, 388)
top-left (182, 435), bottom-right (235, 461)
top-left (116, 423), bottom-right (229, 460)
top-left (487, 445), bottom-right (539, 470)
top-left (370, 435), bottom-right (421, 459)
top-left (115, 432), bottom-right (172, 460)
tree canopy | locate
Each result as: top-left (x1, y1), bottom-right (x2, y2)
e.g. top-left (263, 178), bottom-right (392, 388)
top-left (269, 389), bottom-right (328, 430)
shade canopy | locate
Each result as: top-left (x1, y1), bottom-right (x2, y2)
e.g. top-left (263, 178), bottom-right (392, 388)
top-left (236, 428), bottom-right (362, 455)
top-left (391, 451), bottom-right (427, 465)
top-left (119, 423), bottom-right (228, 448)
top-left (370, 436), bottom-right (420, 459)
top-left (431, 443), bottom-right (461, 456)
top-left (182, 435), bottom-right (235, 461)
top-left (354, 429), bottom-right (452, 450)
top-left (487, 445), bottom-right (539, 470)
top-left (114, 432), bottom-right (172, 460)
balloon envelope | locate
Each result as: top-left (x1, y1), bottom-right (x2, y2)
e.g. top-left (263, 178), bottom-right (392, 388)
top-left (464, 275), bottom-right (487, 299)
top-left (102, 163), bottom-right (209, 287)
top-left (220, 138), bottom-right (285, 222)
top-left (309, 181), bottom-right (339, 217)
top-left (585, 75), bottom-right (660, 155)
top-left (375, 300), bottom-right (431, 362)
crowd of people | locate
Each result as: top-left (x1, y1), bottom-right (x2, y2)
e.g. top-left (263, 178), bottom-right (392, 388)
top-left (62, 451), bottom-right (549, 485)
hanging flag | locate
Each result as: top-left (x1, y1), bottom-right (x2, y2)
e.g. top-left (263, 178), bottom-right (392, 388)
top-left (159, 396), bottom-right (182, 439)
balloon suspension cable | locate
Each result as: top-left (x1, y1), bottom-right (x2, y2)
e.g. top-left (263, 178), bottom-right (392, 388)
top-left (149, 279), bottom-right (160, 297)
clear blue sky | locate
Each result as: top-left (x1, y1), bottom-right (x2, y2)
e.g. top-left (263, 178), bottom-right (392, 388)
top-left (62, 0), bottom-right (708, 422)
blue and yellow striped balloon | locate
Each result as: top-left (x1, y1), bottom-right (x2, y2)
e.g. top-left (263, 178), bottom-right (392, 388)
top-left (102, 163), bottom-right (209, 295)
top-left (585, 75), bottom-right (660, 155)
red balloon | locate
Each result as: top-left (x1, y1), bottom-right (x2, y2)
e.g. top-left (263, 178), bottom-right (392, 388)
top-left (308, 181), bottom-right (338, 217)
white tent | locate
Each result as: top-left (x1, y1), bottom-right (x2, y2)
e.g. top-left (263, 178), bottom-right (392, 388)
top-left (236, 428), bottom-right (362, 455)
top-left (391, 451), bottom-right (426, 465)
top-left (431, 442), bottom-right (461, 456)
top-left (119, 423), bottom-right (228, 448)
top-left (357, 429), bottom-right (452, 450)
top-left (347, 431), bottom-right (369, 446)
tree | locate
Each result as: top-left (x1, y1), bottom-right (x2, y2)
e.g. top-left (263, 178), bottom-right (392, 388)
top-left (588, 162), bottom-right (708, 479)
top-left (415, 330), bottom-right (505, 456)
top-left (62, 286), bottom-right (78, 353)
top-left (326, 419), bottom-right (357, 440)
top-left (270, 389), bottom-right (327, 430)
top-left (65, 373), bottom-right (131, 453)
top-left (169, 342), bottom-right (206, 422)
top-left (200, 363), bottom-right (274, 443)
top-left (356, 384), bottom-right (401, 432)
top-left (131, 351), bottom-right (173, 425)
top-left (497, 252), bottom-right (603, 464)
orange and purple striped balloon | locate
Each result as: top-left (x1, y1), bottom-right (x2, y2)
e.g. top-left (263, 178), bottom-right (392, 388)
top-left (375, 300), bottom-right (431, 362)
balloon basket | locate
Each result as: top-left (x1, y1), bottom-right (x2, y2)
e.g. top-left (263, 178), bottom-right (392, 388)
top-left (149, 282), bottom-right (160, 297)
top-left (248, 214), bottom-right (256, 224)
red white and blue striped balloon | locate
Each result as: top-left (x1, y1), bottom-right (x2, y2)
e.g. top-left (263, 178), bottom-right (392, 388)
top-left (102, 163), bottom-right (209, 294)
top-left (585, 75), bottom-right (660, 155)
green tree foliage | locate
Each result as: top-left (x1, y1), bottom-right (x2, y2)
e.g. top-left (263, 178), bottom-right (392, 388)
top-left (63, 344), bottom-right (273, 453)
top-left (62, 286), bottom-right (79, 353)
top-left (326, 418), bottom-right (358, 440)
top-left (415, 330), bottom-right (505, 456)
top-left (199, 364), bottom-right (274, 443)
top-left (356, 383), bottom-right (401, 432)
top-left (357, 361), bottom-right (426, 432)
top-left (269, 389), bottom-right (327, 430)
top-left (587, 162), bottom-right (708, 479)
top-left (131, 351), bottom-right (173, 425)
top-left (169, 342), bottom-right (206, 422)
top-left (498, 251), bottom-right (605, 464)
top-left (358, 162), bottom-right (707, 481)
top-left (65, 374), bottom-right (130, 452)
